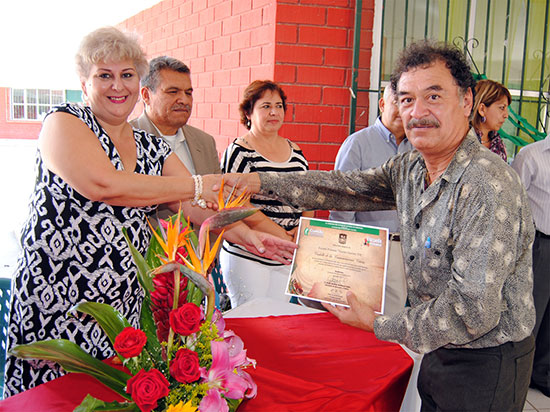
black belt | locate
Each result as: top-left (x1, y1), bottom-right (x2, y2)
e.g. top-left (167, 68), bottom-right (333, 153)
top-left (536, 230), bottom-right (550, 239)
top-left (389, 233), bottom-right (400, 242)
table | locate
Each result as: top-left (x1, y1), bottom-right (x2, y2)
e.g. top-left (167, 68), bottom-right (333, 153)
top-left (0, 299), bottom-right (414, 412)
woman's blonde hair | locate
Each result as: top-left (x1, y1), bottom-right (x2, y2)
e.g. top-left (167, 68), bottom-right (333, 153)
top-left (472, 79), bottom-right (512, 128)
top-left (75, 27), bottom-right (148, 79)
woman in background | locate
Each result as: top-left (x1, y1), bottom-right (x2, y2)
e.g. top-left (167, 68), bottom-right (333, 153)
top-left (220, 80), bottom-right (314, 307)
top-left (472, 79), bottom-right (511, 162)
top-left (4, 28), bottom-right (294, 397)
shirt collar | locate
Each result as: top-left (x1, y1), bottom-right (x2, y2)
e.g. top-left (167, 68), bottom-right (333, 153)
top-left (374, 117), bottom-right (409, 147)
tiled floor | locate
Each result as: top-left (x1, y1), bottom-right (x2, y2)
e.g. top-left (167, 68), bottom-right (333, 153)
top-left (525, 388), bottom-right (550, 411)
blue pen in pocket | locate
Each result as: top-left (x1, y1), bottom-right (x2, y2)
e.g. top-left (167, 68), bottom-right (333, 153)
top-left (424, 236), bottom-right (431, 257)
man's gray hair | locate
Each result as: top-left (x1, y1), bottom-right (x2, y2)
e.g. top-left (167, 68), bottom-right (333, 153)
top-left (141, 56), bottom-right (190, 90)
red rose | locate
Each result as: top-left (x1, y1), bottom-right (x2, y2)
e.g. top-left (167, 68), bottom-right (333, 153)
top-left (169, 348), bottom-right (201, 383)
top-left (114, 327), bottom-right (147, 358)
top-left (169, 302), bottom-right (202, 336)
top-left (126, 368), bottom-right (170, 412)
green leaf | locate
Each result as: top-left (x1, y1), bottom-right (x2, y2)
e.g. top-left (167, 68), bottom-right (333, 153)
top-left (11, 340), bottom-right (132, 399)
top-left (74, 394), bottom-right (139, 412)
top-left (72, 302), bottom-right (131, 345)
top-left (198, 207), bottom-right (258, 257)
top-left (122, 227), bottom-right (154, 293)
top-left (139, 295), bottom-right (163, 361)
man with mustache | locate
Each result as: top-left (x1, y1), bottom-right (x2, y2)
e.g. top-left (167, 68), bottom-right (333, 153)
top-left (224, 40), bottom-right (536, 410)
top-left (131, 57), bottom-right (221, 218)
top-left (330, 86), bottom-right (412, 315)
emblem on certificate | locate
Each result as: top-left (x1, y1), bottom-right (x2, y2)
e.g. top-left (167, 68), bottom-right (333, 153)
top-left (286, 217), bottom-right (389, 313)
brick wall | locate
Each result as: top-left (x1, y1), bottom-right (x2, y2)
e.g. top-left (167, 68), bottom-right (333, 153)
top-left (120, 0), bottom-right (278, 152)
top-left (119, 0), bottom-right (375, 172)
top-left (0, 87), bottom-right (42, 140)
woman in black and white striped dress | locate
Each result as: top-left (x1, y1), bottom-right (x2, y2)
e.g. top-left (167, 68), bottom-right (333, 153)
top-left (220, 80), bottom-right (314, 308)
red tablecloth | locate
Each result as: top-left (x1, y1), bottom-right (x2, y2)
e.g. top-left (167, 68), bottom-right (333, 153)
top-left (0, 313), bottom-right (412, 412)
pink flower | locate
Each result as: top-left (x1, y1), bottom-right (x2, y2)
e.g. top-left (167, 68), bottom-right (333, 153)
top-left (200, 341), bottom-right (256, 400)
top-left (198, 389), bottom-right (229, 412)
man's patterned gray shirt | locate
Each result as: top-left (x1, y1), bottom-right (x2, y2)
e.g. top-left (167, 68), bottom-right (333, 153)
top-left (260, 131), bottom-right (535, 353)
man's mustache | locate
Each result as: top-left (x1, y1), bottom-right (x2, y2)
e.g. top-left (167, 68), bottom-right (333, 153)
top-left (171, 104), bottom-right (191, 111)
top-left (406, 118), bottom-right (440, 129)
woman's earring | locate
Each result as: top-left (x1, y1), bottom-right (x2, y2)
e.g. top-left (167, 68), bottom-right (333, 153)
top-left (246, 118), bottom-right (251, 128)
top-left (481, 116), bottom-right (486, 123)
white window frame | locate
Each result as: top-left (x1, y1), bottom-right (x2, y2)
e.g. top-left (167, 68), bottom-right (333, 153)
top-left (10, 88), bottom-right (65, 121)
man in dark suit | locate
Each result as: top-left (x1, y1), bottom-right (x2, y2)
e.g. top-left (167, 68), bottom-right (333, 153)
top-left (131, 56), bottom-right (221, 180)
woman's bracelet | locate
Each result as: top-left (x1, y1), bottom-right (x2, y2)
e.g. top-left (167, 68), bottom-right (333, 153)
top-left (191, 175), bottom-right (207, 209)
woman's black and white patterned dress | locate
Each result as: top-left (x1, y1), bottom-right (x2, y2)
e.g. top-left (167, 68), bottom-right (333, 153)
top-left (3, 103), bottom-right (171, 397)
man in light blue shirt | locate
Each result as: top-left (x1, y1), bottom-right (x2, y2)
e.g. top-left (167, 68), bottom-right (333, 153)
top-left (330, 87), bottom-right (412, 315)
top-left (512, 136), bottom-right (550, 397)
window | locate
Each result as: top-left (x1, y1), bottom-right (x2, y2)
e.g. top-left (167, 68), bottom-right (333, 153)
top-left (10, 89), bottom-right (65, 121)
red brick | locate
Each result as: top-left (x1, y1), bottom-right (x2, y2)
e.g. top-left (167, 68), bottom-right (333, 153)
top-left (323, 87), bottom-right (351, 105)
top-left (279, 124), bottom-right (320, 142)
top-left (191, 26), bottom-right (205, 43)
top-left (274, 64), bottom-right (296, 83)
top-left (221, 87), bottom-right (239, 103)
top-left (220, 120), bottom-right (239, 139)
top-left (301, 0), bottom-right (350, 5)
top-left (205, 54), bottom-right (221, 71)
top-left (262, 45), bottom-right (275, 64)
top-left (283, 85), bottom-right (322, 104)
top-left (294, 105), bottom-right (343, 124)
top-left (204, 87), bottom-right (221, 103)
top-left (262, 2), bottom-right (276, 25)
top-left (320, 125), bottom-right (349, 143)
top-left (174, 18), bottom-right (186, 34)
top-left (361, 9), bottom-right (375, 30)
top-left (299, 143), bottom-right (340, 163)
top-left (192, 87), bottom-right (204, 103)
top-left (197, 40), bottom-right (213, 57)
top-left (230, 102), bottom-right (242, 120)
top-left (297, 66), bottom-right (346, 86)
top-left (325, 48), bottom-right (352, 67)
top-left (161, 0), bottom-right (173, 12)
top-left (184, 13), bottom-right (200, 31)
top-left (223, 15), bottom-right (241, 35)
top-left (221, 50), bottom-right (240, 69)
top-left (204, 118), bottom-right (220, 136)
top-left (241, 47), bottom-right (262, 66)
top-left (183, 44), bottom-right (198, 59)
top-left (241, 8), bottom-right (263, 30)
top-left (189, 57), bottom-right (205, 73)
top-left (327, 7), bottom-right (354, 27)
top-left (251, 65), bottom-right (274, 81)
top-left (166, 34), bottom-right (178, 51)
top-left (231, 31), bottom-right (251, 50)
top-left (205, 21), bottom-right (222, 40)
top-left (178, 1), bottom-right (192, 17)
top-left (178, 31), bottom-right (191, 47)
top-left (213, 36), bottom-right (231, 54)
top-left (192, 0), bottom-right (207, 12)
top-left (199, 7), bottom-right (215, 25)
top-left (275, 44), bottom-right (324, 65)
top-left (253, 0), bottom-right (271, 6)
top-left (197, 72), bottom-right (213, 88)
top-left (250, 24), bottom-right (274, 46)
top-left (213, 70), bottom-right (231, 87)
top-left (233, 0), bottom-right (252, 14)
top-left (299, 26), bottom-right (348, 47)
top-left (356, 68), bottom-right (370, 87)
top-left (207, 0), bottom-right (225, 6)
top-left (277, 4), bottom-right (326, 25)
top-left (150, 2), bottom-right (162, 16)
top-left (231, 67), bottom-right (250, 85)
top-left (276, 24), bottom-right (298, 43)
top-left (196, 102), bottom-right (212, 118)
top-left (214, 1), bottom-right (232, 19)
top-left (283, 104), bottom-right (294, 121)
top-left (213, 102), bottom-right (229, 119)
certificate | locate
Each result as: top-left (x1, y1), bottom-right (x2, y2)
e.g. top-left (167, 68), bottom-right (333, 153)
top-left (286, 218), bottom-right (389, 313)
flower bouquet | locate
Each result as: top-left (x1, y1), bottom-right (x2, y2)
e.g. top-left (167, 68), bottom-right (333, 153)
top-left (11, 184), bottom-right (258, 411)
